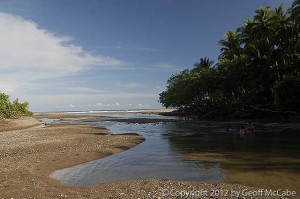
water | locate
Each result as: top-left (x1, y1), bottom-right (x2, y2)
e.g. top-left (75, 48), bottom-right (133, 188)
top-left (49, 117), bottom-right (300, 192)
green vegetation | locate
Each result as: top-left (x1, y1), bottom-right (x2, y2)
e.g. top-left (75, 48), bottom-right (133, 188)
top-left (0, 93), bottom-right (32, 119)
top-left (159, 1), bottom-right (300, 119)
top-left (273, 76), bottom-right (300, 112)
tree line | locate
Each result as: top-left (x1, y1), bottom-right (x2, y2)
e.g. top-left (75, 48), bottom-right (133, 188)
top-left (159, 1), bottom-right (300, 119)
top-left (0, 93), bottom-right (32, 119)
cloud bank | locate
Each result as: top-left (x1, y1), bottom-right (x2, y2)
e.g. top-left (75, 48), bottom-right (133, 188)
top-left (0, 12), bottom-right (125, 93)
top-left (0, 12), bottom-right (162, 111)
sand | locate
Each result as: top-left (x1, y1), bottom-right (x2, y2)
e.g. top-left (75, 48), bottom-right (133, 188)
top-left (0, 117), bottom-right (42, 131)
top-left (0, 116), bottom-right (290, 198)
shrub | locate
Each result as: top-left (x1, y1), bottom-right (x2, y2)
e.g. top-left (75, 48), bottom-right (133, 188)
top-left (0, 93), bottom-right (32, 119)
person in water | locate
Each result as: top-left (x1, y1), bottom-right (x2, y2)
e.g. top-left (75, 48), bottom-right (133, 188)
top-left (240, 122), bottom-right (255, 134)
top-left (246, 122), bottom-right (255, 133)
top-left (240, 126), bottom-right (246, 134)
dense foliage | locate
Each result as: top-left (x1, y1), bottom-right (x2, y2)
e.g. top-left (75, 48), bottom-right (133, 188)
top-left (159, 1), bottom-right (300, 118)
top-left (273, 76), bottom-right (300, 112)
top-left (0, 93), bottom-right (32, 119)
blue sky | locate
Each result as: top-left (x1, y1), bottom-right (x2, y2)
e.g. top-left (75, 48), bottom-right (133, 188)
top-left (0, 0), bottom-right (293, 112)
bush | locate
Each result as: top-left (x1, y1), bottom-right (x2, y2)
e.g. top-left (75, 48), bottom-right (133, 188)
top-left (0, 93), bottom-right (32, 119)
top-left (273, 77), bottom-right (300, 112)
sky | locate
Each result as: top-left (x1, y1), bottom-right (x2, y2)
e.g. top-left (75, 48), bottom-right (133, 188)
top-left (0, 0), bottom-right (294, 112)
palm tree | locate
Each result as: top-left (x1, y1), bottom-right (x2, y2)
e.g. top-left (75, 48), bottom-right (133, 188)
top-left (287, 1), bottom-right (300, 77)
top-left (191, 57), bottom-right (214, 73)
top-left (271, 5), bottom-right (297, 80)
top-left (253, 7), bottom-right (274, 44)
top-left (238, 7), bottom-right (275, 61)
top-left (218, 30), bottom-right (242, 60)
top-left (291, 0), bottom-right (300, 25)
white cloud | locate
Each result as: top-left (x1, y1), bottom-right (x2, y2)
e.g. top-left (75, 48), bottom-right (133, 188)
top-left (92, 102), bottom-right (121, 107)
top-left (0, 12), bottom-right (165, 111)
top-left (154, 63), bottom-right (179, 68)
top-left (66, 87), bottom-right (102, 94)
top-left (0, 80), bottom-right (17, 93)
top-left (147, 63), bottom-right (182, 72)
top-left (116, 83), bottom-right (143, 89)
top-left (96, 46), bottom-right (161, 53)
top-left (0, 12), bottom-right (126, 94)
top-left (23, 92), bottom-right (159, 111)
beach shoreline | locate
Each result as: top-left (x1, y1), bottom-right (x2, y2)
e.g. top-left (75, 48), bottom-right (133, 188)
top-left (0, 117), bottom-right (145, 198)
top-left (0, 115), bottom-right (288, 198)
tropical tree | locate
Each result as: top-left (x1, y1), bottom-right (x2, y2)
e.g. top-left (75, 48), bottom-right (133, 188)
top-left (218, 30), bottom-right (242, 60)
top-left (0, 93), bottom-right (32, 118)
top-left (160, 1), bottom-right (300, 118)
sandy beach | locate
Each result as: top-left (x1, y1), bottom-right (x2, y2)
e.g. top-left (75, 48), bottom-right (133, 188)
top-left (0, 116), bottom-right (290, 198)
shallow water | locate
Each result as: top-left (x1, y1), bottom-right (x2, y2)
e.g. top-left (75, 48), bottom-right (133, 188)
top-left (49, 117), bottom-right (300, 192)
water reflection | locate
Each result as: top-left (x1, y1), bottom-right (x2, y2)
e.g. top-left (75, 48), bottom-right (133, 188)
top-left (50, 120), bottom-right (300, 193)
top-left (166, 122), bottom-right (300, 192)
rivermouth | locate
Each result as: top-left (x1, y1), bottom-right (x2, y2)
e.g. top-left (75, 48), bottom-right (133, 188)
top-left (45, 112), bottom-right (300, 194)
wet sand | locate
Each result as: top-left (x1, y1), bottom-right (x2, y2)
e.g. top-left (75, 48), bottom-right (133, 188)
top-left (0, 116), bottom-right (290, 198)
